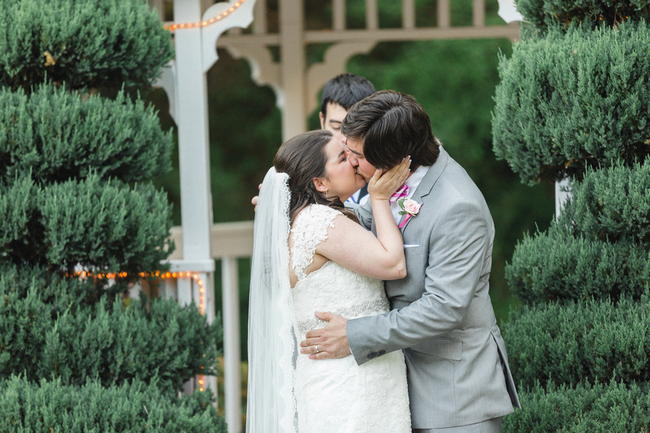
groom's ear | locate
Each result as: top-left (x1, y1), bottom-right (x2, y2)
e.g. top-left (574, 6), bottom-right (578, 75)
top-left (319, 112), bottom-right (326, 129)
top-left (312, 177), bottom-right (328, 193)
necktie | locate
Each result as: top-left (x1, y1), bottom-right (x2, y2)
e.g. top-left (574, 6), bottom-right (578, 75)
top-left (390, 184), bottom-right (409, 204)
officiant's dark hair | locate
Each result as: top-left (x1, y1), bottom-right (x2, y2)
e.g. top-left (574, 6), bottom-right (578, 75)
top-left (320, 73), bottom-right (375, 117)
top-left (274, 130), bottom-right (357, 223)
top-left (342, 90), bottom-right (440, 169)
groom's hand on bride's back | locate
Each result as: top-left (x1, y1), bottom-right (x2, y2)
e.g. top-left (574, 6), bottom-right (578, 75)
top-left (300, 312), bottom-right (351, 360)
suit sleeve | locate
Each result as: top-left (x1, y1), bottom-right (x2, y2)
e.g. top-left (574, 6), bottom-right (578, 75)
top-left (347, 200), bottom-right (490, 365)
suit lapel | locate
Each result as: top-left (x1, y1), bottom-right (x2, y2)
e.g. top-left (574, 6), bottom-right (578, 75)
top-left (400, 146), bottom-right (450, 232)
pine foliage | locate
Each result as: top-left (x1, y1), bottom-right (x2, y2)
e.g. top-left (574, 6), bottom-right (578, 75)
top-left (503, 298), bottom-right (650, 388)
top-left (492, 22), bottom-right (650, 185)
top-left (0, 85), bottom-right (173, 185)
top-left (0, 1), bottom-right (223, 429)
top-left (0, 0), bottom-right (173, 90)
top-left (557, 162), bottom-right (650, 245)
top-left (506, 226), bottom-right (649, 304)
top-left (503, 381), bottom-right (650, 433)
top-left (495, 2), bottom-right (650, 430)
top-left (0, 377), bottom-right (227, 432)
top-left (515, 0), bottom-right (650, 29)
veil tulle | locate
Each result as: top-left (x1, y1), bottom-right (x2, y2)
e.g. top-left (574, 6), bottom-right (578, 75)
top-left (246, 167), bottom-right (297, 433)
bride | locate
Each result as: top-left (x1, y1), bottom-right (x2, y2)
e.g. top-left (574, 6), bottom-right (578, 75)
top-left (247, 130), bottom-right (412, 433)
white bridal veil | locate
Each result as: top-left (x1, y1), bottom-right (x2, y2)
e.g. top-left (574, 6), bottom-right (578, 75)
top-left (247, 167), bottom-right (297, 433)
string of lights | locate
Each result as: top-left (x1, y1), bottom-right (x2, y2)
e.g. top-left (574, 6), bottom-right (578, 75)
top-left (163, 0), bottom-right (247, 32)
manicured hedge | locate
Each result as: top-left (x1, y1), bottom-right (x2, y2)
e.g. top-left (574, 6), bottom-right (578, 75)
top-left (503, 298), bottom-right (650, 389)
top-left (492, 22), bottom-right (650, 184)
top-left (0, 177), bottom-right (33, 260)
top-left (503, 381), bottom-right (650, 433)
top-left (557, 162), bottom-right (650, 245)
top-left (0, 377), bottom-right (226, 433)
top-left (1, 286), bottom-right (221, 392)
top-left (506, 226), bottom-right (649, 304)
top-left (515, 0), bottom-right (650, 29)
top-left (0, 0), bottom-right (173, 90)
top-left (37, 176), bottom-right (173, 273)
top-left (0, 85), bottom-right (173, 185)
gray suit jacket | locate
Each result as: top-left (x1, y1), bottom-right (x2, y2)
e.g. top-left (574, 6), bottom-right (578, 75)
top-left (348, 147), bottom-right (520, 429)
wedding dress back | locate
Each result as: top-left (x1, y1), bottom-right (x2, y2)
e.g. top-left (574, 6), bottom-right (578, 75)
top-left (289, 204), bottom-right (411, 433)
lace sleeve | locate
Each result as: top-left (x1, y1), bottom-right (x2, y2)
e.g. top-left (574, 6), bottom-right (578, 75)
top-left (290, 204), bottom-right (342, 281)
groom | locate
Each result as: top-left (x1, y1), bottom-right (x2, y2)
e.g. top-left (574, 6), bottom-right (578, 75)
top-left (300, 90), bottom-right (520, 432)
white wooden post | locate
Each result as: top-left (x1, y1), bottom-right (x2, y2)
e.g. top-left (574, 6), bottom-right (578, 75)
top-left (279, 0), bottom-right (307, 140)
top-left (222, 257), bottom-right (242, 433)
top-left (173, 0), bottom-right (214, 394)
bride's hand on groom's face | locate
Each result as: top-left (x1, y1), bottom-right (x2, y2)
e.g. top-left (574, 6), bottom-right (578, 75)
top-left (368, 157), bottom-right (411, 201)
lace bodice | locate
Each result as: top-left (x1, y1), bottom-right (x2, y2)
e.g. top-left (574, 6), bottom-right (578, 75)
top-left (289, 204), bottom-right (389, 337)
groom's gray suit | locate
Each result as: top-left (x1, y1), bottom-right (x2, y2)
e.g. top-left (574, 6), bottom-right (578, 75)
top-left (348, 147), bottom-right (520, 431)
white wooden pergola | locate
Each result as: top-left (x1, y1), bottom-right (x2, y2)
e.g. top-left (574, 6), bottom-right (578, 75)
top-left (151, 1), bottom-right (526, 432)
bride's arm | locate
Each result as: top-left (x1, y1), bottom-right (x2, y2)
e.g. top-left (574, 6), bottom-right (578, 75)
top-left (316, 158), bottom-right (411, 281)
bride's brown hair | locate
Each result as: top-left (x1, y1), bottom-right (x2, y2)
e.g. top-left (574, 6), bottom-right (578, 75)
top-left (273, 130), bottom-right (357, 223)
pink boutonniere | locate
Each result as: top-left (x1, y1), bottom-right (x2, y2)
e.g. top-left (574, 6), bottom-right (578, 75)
top-left (397, 198), bottom-right (422, 229)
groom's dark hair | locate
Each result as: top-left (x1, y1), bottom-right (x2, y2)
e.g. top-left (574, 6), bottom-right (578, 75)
top-left (342, 90), bottom-right (440, 169)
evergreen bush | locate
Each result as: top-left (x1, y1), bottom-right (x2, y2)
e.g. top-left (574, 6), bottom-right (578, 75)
top-left (0, 85), bottom-right (173, 185)
top-left (1, 284), bottom-right (221, 393)
top-left (0, 0), bottom-right (173, 90)
top-left (506, 226), bottom-right (649, 304)
top-left (38, 176), bottom-right (173, 273)
top-left (557, 162), bottom-right (650, 245)
top-left (0, 178), bottom-right (34, 260)
top-left (40, 297), bottom-right (221, 392)
top-left (503, 298), bottom-right (650, 389)
top-left (492, 22), bottom-right (650, 185)
top-left (515, 0), bottom-right (650, 29)
top-left (503, 381), bottom-right (650, 433)
top-left (0, 377), bottom-right (227, 432)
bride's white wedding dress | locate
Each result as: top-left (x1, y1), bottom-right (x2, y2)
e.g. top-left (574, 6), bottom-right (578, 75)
top-left (290, 204), bottom-right (411, 433)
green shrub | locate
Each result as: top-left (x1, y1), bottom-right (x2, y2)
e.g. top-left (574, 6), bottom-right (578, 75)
top-left (515, 0), bottom-right (650, 29)
top-left (1, 286), bottom-right (221, 392)
top-left (40, 297), bottom-right (221, 392)
top-left (558, 162), bottom-right (650, 245)
top-left (0, 265), bottom-right (125, 378)
top-left (503, 381), bottom-right (650, 433)
top-left (503, 298), bottom-right (650, 389)
top-left (0, 178), bottom-right (34, 261)
top-left (0, 0), bottom-right (173, 90)
top-left (38, 176), bottom-right (173, 273)
top-left (0, 85), bottom-right (173, 185)
top-left (0, 376), bottom-right (226, 432)
top-left (0, 286), bottom-right (51, 379)
top-left (492, 22), bottom-right (650, 185)
top-left (506, 226), bottom-right (649, 304)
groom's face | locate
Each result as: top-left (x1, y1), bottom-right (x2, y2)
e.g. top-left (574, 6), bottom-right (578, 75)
top-left (344, 136), bottom-right (376, 183)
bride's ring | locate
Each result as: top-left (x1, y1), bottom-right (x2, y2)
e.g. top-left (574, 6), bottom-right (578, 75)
top-left (315, 345), bottom-right (320, 354)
